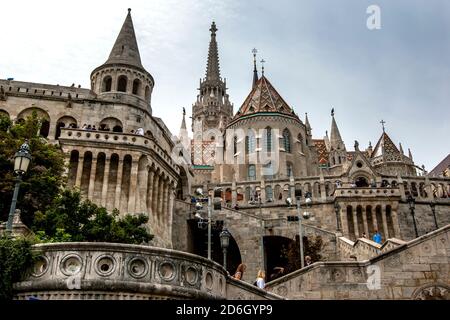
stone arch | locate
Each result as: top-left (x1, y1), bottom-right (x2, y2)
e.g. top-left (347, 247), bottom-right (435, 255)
top-left (274, 184), bottom-right (282, 202)
top-left (0, 109), bottom-right (10, 118)
top-left (297, 133), bottom-right (304, 153)
top-left (120, 154), bottom-right (133, 214)
top-left (265, 126), bottom-right (273, 153)
top-left (411, 182), bottom-right (419, 197)
top-left (282, 183), bottom-right (291, 200)
top-left (93, 152), bottom-right (106, 202)
top-left (117, 75), bottom-right (128, 92)
top-left (132, 78), bottom-right (141, 95)
top-left (419, 182), bottom-right (427, 198)
top-left (106, 153), bottom-right (120, 211)
top-left (68, 150), bottom-right (79, 188)
top-left (265, 185), bottom-right (274, 202)
top-left (17, 107), bottom-right (50, 138)
top-left (100, 117), bottom-right (123, 133)
top-left (145, 85), bottom-right (151, 102)
top-left (313, 181), bottom-right (321, 198)
top-left (55, 115), bottom-right (77, 139)
top-left (356, 205), bottom-right (364, 237)
top-left (325, 181), bottom-right (333, 197)
top-left (80, 151), bottom-right (93, 198)
top-left (286, 161), bottom-right (293, 178)
top-left (346, 205), bottom-right (355, 240)
top-left (176, 165), bottom-right (189, 201)
top-left (136, 155), bottom-right (149, 213)
top-left (366, 205), bottom-right (374, 236)
top-left (375, 205), bottom-right (385, 241)
top-left (102, 76), bottom-right (112, 92)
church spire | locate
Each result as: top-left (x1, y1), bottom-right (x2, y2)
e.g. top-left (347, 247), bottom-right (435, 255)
top-left (205, 21), bottom-right (220, 81)
top-left (305, 112), bottom-right (311, 132)
top-left (252, 48), bottom-right (259, 89)
top-left (105, 8), bottom-right (144, 70)
top-left (181, 107), bottom-right (187, 130)
top-left (329, 108), bottom-right (344, 150)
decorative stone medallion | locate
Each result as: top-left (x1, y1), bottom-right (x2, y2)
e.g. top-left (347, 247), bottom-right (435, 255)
top-left (128, 258), bottom-right (148, 279)
top-left (412, 284), bottom-right (450, 300)
top-left (32, 255), bottom-right (49, 278)
top-left (159, 261), bottom-right (176, 281)
top-left (94, 255), bottom-right (116, 277)
top-left (60, 254), bottom-right (83, 276)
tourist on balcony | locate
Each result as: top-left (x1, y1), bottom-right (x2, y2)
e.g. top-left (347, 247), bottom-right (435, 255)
top-left (362, 232), bottom-right (367, 239)
top-left (87, 124), bottom-right (92, 130)
top-left (373, 230), bottom-right (382, 244)
top-left (255, 270), bottom-right (266, 289)
top-left (136, 127), bottom-right (144, 135)
top-left (92, 125), bottom-right (97, 131)
top-left (82, 124), bottom-right (87, 130)
top-left (305, 256), bottom-right (312, 266)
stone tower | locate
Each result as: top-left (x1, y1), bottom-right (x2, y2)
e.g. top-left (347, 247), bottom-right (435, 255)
top-left (90, 9), bottom-right (154, 113)
top-left (191, 22), bottom-right (233, 165)
top-left (328, 109), bottom-right (347, 169)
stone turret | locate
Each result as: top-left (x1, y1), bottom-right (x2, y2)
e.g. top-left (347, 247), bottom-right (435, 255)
top-left (328, 109), bottom-right (347, 167)
top-left (90, 9), bottom-right (154, 113)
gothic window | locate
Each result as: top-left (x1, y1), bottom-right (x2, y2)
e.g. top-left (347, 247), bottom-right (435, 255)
top-left (117, 76), bottom-right (128, 92)
top-left (263, 161), bottom-right (275, 179)
top-left (297, 133), bottom-right (303, 153)
top-left (248, 164), bottom-right (256, 181)
top-left (283, 128), bottom-right (291, 153)
top-left (265, 127), bottom-right (272, 152)
top-left (265, 186), bottom-right (273, 201)
top-left (113, 125), bottom-right (123, 133)
top-left (246, 130), bottom-right (256, 154)
top-left (102, 76), bottom-right (112, 92)
top-left (233, 136), bottom-right (238, 155)
top-left (132, 79), bottom-right (141, 95)
top-left (287, 162), bottom-right (293, 178)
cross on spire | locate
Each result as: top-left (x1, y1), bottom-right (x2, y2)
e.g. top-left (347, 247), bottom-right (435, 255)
top-left (260, 59), bottom-right (266, 75)
top-left (380, 119), bottom-right (386, 133)
top-left (210, 21), bottom-right (218, 36)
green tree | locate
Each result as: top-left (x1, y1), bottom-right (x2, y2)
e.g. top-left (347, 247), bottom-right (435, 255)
top-left (0, 112), bottom-right (65, 227)
top-left (33, 189), bottom-right (154, 244)
top-left (0, 237), bottom-right (35, 300)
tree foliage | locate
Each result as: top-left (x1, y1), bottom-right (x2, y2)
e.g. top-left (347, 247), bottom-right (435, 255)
top-left (283, 235), bottom-right (323, 274)
top-left (0, 237), bottom-right (35, 300)
top-left (33, 189), bottom-right (154, 244)
top-left (0, 112), bottom-right (65, 227)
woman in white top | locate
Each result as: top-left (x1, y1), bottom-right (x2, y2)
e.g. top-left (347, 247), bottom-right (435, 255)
top-left (255, 270), bottom-right (266, 289)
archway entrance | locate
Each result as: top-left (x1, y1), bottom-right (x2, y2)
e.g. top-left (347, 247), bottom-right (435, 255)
top-left (355, 176), bottom-right (369, 187)
top-left (187, 219), bottom-right (241, 274)
top-left (263, 236), bottom-right (294, 281)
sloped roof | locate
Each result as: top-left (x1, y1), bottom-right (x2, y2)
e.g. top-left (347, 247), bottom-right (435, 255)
top-left (229, 75), bottom-right (300, 124)
top-left (313, 139), bottom-right (329, 164)
top-left (429, 154), bottom-right (450, 177)
top-left (372, 132), bottom-right (402, 161)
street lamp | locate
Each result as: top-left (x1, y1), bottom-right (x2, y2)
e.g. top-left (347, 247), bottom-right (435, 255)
top-left (430, 202), bottom-right (438, 230)
top-left (6, 141), bottom-right (32, 234)
top-left (219, 227), bottom-right (231, 270)
top-left (296, 192), bottom-right (312, 269)
top-left (407, 194), bottom-right (419, 238)
top-left (258, 195), bottom-right (265, 273)
top-left (334, 202), bottom-right (341, 231)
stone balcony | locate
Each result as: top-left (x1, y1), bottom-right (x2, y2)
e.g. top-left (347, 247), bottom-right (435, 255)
top-left (333, 187), bottom-right (401, 199)
top-left (59, 128), bottom-right (179, 173)
top-left (13, 242), bottom-right (282, 300)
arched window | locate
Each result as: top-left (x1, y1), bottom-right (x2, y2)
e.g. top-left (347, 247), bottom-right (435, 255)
top-left (112, 125), bottom-right (123, 133)
top-left (283, 128), bottom-right (291, 153)
top-left (265, 186), bottom-right (273, 201)
top-left (248, 164), bottom-right (256, 181)
top-left (132, 79), bottom-right (141, 95)
top-left (117, 75), bottom-right (128, 92)
top-left (233, 136), bottom-right (238, 155)
top-left (102, 76), bottom-right (112, 92)
top-left (246, 130), bottom-right (256, 154)
top-left (265, 127), bottom-right (272, 152)
top-left (145, 86), bottom-right (151, 102)
top-left (263, 161), bottom-right (275, 179)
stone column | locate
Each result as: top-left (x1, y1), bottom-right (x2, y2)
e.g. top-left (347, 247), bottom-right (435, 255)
top-left (260, 180), bottom-right (266, 203)
top-left (382, 207), bottom-right (390, 240)
top-left (137, 166), bottom-right (149, 213)
top-left (128, 160), bottom-right (139, 214)
top-left (163, 182), bottom-right (170, 223)
top-left (157, 178), bottom-right (165, 222)
top-left (87, 156), bottom-right (98, 201)
top-left (372, 207), bottom-right (378, 234)
top-left (231, 181), bottom-right (237, 207)
top-left (152, 174), bottom-right (160, 216)
top-left (147, 169), bottom-right (154, 215)
top-left (352, 205), bottom-right (359, 238)
top-left (392, 208), bottom-right (401, 238)
top-left (101, 155), bottom-right (111, 207)
top-left (75, 156), bottom-right (84, 188)
top-left (340, 208), bottom-right (349, 238)
top-left (167, 188), bottom-right (175, 247)
top-left (114, 158), bottom-right (124, 211)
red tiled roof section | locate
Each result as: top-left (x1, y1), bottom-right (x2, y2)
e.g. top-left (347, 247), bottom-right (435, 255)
top-left (429, 154), bottom-right (450, 177)
top-left (313, 139), bottom-right (329, 165)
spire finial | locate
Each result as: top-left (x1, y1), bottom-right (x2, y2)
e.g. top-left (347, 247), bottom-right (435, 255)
top-left (210, 21), bottom-right (217, 36)
top-left (128, 8), bottom-right (131, 13)
top-left (380, 119), bottom-right (386, 133)
top-left (331, 107), bottom-right (335, 117)
top-left (260, 59), bottom-right (266, 76)
top-left (252, 48), bottom-right (258, 88)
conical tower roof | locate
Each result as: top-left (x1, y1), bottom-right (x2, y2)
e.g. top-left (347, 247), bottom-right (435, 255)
top-left (104, 9), bottom-right (144, 70)
top-left (205, 22), bottom-right (220, 82)
top-left (229, 75), bottom-right (300, 125)
top-left (372, 131), bottom-right (402, 160)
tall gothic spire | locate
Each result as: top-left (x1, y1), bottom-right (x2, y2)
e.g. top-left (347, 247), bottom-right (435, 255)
top-left (252, 48), bottom-right (259, 89)
top-left (330, 109), bottom-right (344, 150)
top-left (305, 112), bottom-right (311, 133)
top-left (105, 8), bottom-right (144, 70)
top-left (205, 22), bottom-right (220, 81)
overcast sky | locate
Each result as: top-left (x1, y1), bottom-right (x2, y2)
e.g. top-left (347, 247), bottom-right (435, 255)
top-left (1, 0), bottom-right (449, 170)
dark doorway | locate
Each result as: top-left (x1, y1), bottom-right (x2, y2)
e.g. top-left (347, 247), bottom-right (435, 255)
top-left (264, 236), bottom-right (294, 281)
top-left (187, 219), bottom-right (241, 274)
top-left (355, 177), bottom-right (369, 188)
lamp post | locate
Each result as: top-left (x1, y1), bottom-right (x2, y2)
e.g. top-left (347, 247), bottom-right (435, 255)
top-left (219, 227), bottom-right (231, 270)
top-left (407, 194), bottom-right (418, 238)
top-left (6, 141), bottom-right (32, 235)
top-left (207, 194), bottom-right (212, 260)
top-left (334, 202), bottom-right (341, 232)
top-left (258, 196), bottom-right (265, 273)
top-left (296, 192), bottom-right (311, 269)
top-left (430, 202), bottom-right (438, 230)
